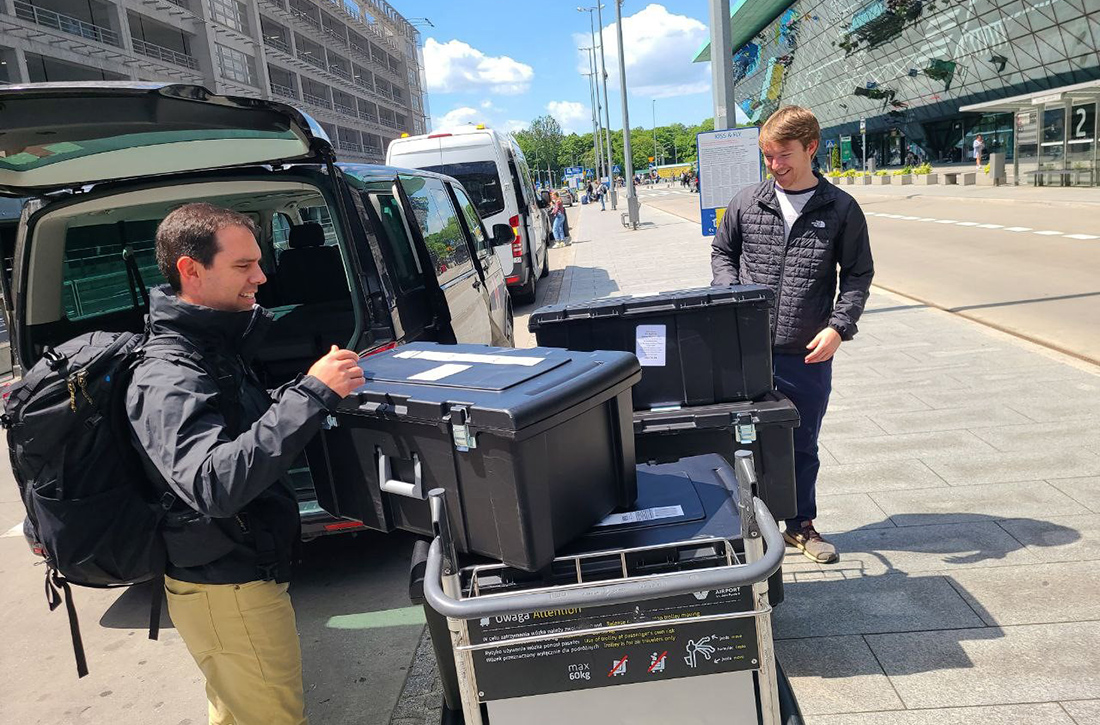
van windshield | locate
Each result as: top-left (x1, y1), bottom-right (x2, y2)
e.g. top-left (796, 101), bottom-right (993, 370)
top-left (418, 161), bottom-right (505, 219)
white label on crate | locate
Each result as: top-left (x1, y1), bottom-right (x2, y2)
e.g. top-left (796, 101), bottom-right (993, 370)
top-left (594, 505), bottom-right (684, 527)
top-left (407, 363), bottom-right (471, 381)
top-left (635, 324), bottom-right (667, 367)
top-left (396, 350), bottom-right (545, 367)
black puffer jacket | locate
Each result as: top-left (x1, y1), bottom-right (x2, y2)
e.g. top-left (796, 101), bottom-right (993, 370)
top-left (711, 174), bottom-right (874, 353)
top-left (126, 287), bottom-right (341, 584)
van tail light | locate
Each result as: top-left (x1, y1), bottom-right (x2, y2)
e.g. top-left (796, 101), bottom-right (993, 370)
top-left (427, 132), bottom-right (452, 139)
top-left (506, 275), bottom-right (520, 284)
top-left (509, 215), bottom-right (522, 259)
top-left (324, 520), bottom-right (366, 532)
top-left (359, 341), bottom-right (398, 358)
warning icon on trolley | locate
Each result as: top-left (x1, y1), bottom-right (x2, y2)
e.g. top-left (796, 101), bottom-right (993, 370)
top-left (684, 636), bottom-right (717, 669)
top-left (648, 651), bottom-right (668, 673)
top-left (608, 655), bottom-right (629, 677)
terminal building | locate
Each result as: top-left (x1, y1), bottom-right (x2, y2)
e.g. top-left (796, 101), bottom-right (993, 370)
top-left (0, 0), bottom-right (430, 163)
top-left (695, 0), bottom-right (1100, 184)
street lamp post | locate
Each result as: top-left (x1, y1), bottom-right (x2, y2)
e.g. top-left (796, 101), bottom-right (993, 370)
top-left (579, 6), bottom-right (611, 192)
top-left (652, 99), bottom-right (658, 171)
top-left (581, 47), bottom-right (602, 189)
top-left (595, 2), bottom-right (617, 209)
top-left (615, 0), bottom-right (639, 228)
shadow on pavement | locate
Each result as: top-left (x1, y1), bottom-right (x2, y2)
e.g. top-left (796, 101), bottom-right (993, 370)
top-left (776, 513), bottom-right (1081, 681)
top-left (101, 529), bottom-right (424, 635)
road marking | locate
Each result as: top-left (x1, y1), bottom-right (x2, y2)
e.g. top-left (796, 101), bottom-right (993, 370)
top-left (866, 212), bottom-right (1097, 239)
top-left (3, 522), bottom-right (24, 538)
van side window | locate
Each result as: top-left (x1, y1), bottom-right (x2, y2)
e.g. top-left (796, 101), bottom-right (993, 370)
top-left (272, 212), bottom-right (293, 252)
top-left (400, 176), bottom-right (472, 287)
top-left (451, 185), bottom-right (491, 261)
top-left (367, 191), bottom-right (424, 293)
top-left (61, 221), bottom-right (161, 320)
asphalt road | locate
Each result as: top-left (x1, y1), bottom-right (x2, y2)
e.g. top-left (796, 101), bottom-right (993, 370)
top-left (637, 185), bottom-right (1100, 365)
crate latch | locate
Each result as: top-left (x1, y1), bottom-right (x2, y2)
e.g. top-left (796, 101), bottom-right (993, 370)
top-left (734, 413), bottom-right (757, 444)
top-left (450, 406), bottom-right (477, 452)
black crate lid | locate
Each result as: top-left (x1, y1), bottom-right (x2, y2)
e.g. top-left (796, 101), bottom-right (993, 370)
top-left (341, 342), bottom-right (640, 434)
top-left (632, 391), bottom-right (800, 433)
top-left (561, 454), bottom-right (741, 553)
top-left (527, 284), bottom-right (774, 329)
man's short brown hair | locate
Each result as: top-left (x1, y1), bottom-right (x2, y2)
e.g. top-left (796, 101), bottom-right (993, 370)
top-left (156, 203), bottom-right (258, 292)
top-left (759, 106), bottom-right (821, 150)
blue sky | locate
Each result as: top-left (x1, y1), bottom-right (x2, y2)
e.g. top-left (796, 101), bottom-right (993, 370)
top-left (391, 1), bottom-right (728, 134)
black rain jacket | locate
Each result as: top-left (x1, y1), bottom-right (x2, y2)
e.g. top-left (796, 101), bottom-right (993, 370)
top-left (711, 174), bottom-right (875, 353)
top-left (127, 286), bottom-right (341, 584)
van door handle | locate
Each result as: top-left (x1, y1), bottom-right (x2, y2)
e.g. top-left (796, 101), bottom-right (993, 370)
top-left (472, 278), bottom-right (481, 290)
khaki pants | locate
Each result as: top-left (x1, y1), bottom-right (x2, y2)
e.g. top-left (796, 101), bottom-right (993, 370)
top-left (165, 576), bottom-right (308, 725)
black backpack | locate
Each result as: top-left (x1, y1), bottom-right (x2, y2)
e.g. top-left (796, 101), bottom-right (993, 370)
top-left (3, 329), bottom-right (237, 677)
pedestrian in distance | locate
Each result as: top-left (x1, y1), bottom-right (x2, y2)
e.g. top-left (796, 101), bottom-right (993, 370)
top-left (710, 106), bottom-right (875, 564)
top-left (127, 203), bottom-right (365, 724)
top-left (973, 134), bottom-right (984, 169)
top-left (550, 191), bottom-right (567, 248)
top-left (597, 181), bottom-right (606, 211)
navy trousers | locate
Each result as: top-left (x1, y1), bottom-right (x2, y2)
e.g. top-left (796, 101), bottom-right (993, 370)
top-left (773, 353), bottom-right (833, 527)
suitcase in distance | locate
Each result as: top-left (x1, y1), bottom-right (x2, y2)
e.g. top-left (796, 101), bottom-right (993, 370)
top-left (528, 285), bottom-right (774, 410)
top-left (312, 342), bottom-right (641, 572)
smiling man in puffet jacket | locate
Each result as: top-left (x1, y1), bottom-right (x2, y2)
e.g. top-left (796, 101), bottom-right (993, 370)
top-left (711, 106), bottom-right (874, 564)
top-left (127, 203), bottom-right (365, 724)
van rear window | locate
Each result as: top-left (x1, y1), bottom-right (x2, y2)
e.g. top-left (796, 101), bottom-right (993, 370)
top-left (419, 162), bottom-right (505, 219)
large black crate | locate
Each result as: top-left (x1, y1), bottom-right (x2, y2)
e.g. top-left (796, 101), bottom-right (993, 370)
top-left (314, 342), bottom-right (641, 572)
top-left (528, 285), bottom-right (774, 410)
top-left (633, 392), bottom-right (800, 521)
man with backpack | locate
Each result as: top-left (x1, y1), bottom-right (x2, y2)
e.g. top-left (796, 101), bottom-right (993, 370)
top-left (127, 203), bottom-right (364, 724)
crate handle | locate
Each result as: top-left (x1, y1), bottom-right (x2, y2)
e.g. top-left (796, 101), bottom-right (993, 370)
top-left (377, 449), bottom-right (424, 499)
top-left (422, 495), bottom-right (784, 621)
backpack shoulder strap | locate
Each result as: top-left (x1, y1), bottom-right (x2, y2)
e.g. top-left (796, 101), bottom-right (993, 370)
top-left (139, 334), bottom-right (243, 436)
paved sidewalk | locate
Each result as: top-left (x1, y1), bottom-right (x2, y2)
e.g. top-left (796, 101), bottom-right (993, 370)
top-left (554, 199), bottom-right (1100, 724)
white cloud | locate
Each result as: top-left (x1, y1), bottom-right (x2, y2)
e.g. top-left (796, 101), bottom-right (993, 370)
top-left (574, 4), bottom-right (710, 100)
top-left (424, 38), bottom-right (534, 95)
top-left (546, 101), bottom-right (590, 134)
top-left (502, 119), bottom-right (528, 133)
top-left (480, 100), bottom-right (496, 110)
top-left (435, 106), bottom-right (479, 129)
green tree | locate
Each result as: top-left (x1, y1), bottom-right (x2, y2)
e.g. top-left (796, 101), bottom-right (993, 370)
top-left (514, 115), bottom-right (564, 182)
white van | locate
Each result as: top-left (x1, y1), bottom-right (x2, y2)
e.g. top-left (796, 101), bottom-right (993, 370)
top-left (386, 125), bottom-right (550, 302)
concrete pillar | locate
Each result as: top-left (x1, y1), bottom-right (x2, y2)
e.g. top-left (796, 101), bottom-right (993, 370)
top-left (12, 47), bottom-right (31, 84)
top-left (188, 0), bottom-right (219, 90)
top-left (245, 0), bottom-right (271, 97)
top-left (110, 4), bottom-right (135, 52)
top-left (989, 152), bottom-right (1006, 186)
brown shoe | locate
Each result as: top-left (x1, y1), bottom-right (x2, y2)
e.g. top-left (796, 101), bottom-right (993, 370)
top-left (783, 521), bottom-right (839, 563)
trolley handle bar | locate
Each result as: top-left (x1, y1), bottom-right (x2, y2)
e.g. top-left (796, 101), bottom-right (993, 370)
top-left (423, 497), bottom-right (784, 621)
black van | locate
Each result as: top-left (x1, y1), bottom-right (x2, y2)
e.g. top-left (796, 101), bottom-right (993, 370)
top-left (0, 82), bottom-right (515, 539)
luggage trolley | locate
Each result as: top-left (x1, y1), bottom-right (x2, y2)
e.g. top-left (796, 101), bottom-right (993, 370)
top-left (419, 451), bottom-right (802, 725)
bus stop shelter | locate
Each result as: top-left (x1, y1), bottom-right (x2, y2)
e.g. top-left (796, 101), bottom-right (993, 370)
top-left (960, 79), bottom-right (1100, 187)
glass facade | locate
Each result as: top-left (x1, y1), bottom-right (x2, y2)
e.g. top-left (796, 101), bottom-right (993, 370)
top-left (730, 0), bottom-right (1100, 166)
